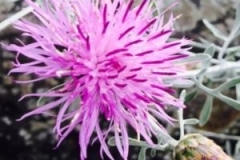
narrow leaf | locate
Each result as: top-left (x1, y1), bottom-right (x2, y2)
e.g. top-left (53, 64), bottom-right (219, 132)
top-left (150, 149), bottom-right (156, 157)
top-left (214, 77), bottom-right (240, 92)
top-left (108, 137), bottom-right (149, 148)
top-left (36, 83), bottom-right (65, 106)
top-left (175, 54), bottom-right (210, 64)
top-left (204, 45), bottom-right (215, 57)
top-left (199, 95), bottom-right (213, 126)
top-left (203, 19), bottom-right (227, 40)
top-left (199, 37), bottom-right (213, 45)
top-left (183, 118), bottom-right (199, 125)
top-left (232, 3), bottom-right (240, 34)
top-left (218, 93), bottom-right (240, 110)
top-left (236, 84), bottom-right (240, 101)
top-left (185, 90), bottom-right (198, 103)
top-left (138, 147), bottom-right (147, 160)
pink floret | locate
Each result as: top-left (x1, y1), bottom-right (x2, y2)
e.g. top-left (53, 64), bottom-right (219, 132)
top-left (6, 0), bottom-right (190, 159)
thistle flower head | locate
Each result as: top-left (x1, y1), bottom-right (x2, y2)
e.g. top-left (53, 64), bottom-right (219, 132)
top-left (7, 0), bottom-right (190, 159)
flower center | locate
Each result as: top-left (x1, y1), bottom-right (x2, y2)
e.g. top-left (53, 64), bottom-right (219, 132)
top-left (110, 59), bottom-right (121, 70)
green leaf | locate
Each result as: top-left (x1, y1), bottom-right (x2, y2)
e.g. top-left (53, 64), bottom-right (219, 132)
top-left (236, 84), bottom-right (240, 101)
top-left (234, 140), bottom-right (240, 155)
top-left (204, 45), bottom-right (215, 57)
top-left (171, 79), bottom-right (194, 88)
top-left (192, 54), bottom-right (211, 79)
top-left (175, 54), bottom-right (210, 64)
top-left (185, 90), bottom-right (198, 103)
top-left (36, 96), bottom-right (48, 106)
top-left (138, 147), bottom-right (147, 160)
top-left (108, 136), bottom-right (169, 151)
top-left (150, 149), bottom-right (156, 157)
top-left (202, 19), bottom-right (227, 40)
top-left (218, 93), bottom-right (240, 110)
top-left (214, 77), bottom-right (240, 92)
top-left (235, 4), bottom-right (240, 24)
top-left (232, 4), bottom-right (240, 35)
top-left (190, 40), bottom-right (209, 49)
top-left (108, 137), bottom-right (150, 148)
top-left (107, 137), bottom-right (115, 146)
top-left (36, 83), bottom-right (64, 106)
top-left (183, 118), bottom-right (199, 125)
top-left (199, 37), bottom-right (213, 45)
top-left (199, 95), bottom-right (213, 126)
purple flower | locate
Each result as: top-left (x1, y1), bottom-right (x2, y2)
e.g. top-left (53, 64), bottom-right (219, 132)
top-left (7, 0), bottom-right (190, 159)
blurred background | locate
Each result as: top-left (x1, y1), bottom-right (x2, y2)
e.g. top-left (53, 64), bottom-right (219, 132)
top-left (0, 0), bottom-right (240, 159)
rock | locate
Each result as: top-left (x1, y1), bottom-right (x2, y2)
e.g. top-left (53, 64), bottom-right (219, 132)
top-left (155, 0), bottom-right (238, 31)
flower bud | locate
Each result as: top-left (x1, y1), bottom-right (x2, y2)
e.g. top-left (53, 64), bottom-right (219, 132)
top-left (173, 134), bottom-right (232, 160)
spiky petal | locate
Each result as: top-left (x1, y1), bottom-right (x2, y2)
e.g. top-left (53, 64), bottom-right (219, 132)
top-left (7, 0), bottom-right (190, 159)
